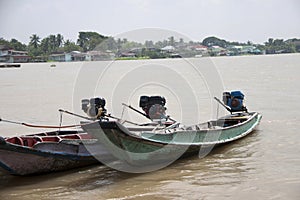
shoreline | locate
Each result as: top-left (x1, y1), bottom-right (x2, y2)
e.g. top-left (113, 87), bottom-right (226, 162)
top-left (6, 52), bottom-right (299, 66)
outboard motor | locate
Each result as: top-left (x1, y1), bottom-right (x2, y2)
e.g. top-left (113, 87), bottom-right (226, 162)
top-left (139, 96), bottom-right (166, 120)
top-left (223, 91), bottom-right (247, 112)
top-left (81, 97), bottom-right (106, 119)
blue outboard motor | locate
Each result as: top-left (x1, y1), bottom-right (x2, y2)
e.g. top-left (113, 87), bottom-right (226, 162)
top-left (223, 91), bottom-right (247, 112)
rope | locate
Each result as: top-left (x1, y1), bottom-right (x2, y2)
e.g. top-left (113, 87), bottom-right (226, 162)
top-left (1, 118), bottom-right (81, 129)
top-left (21, 123), bottom-right (81, 128)
top-left (59, 110), bottom-right (63, 131)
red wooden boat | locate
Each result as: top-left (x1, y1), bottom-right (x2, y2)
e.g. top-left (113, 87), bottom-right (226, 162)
top-left (0, 129), bottom-right (106, 175)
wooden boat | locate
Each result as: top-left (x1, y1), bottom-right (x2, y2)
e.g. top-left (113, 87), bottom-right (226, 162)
top-left (0, 129), bottom-right (107, 175)
top-left (81, 111), bottom-right (262, 166)
top-left (0, 63), bottom-right (21, 68)
top-left (0, 91), bottom-right (262, 174)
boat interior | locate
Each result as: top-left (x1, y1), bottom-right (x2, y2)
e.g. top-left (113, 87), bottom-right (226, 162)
top-left (184, 114), bottom-right (250, 131)
top-left (136, 114), bottom-right (252, 134)
top-left (4, 131), bottom-right (93, 148)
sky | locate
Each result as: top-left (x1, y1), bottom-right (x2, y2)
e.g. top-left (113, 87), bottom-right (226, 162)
top-left (0, 0), bottom-right (299, 44)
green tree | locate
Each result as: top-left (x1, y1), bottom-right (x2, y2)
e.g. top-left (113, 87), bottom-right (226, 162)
top-left (9, 39), bottom-right (26, 51)
top-left (202, 36), bottom-right (227, 48)
top-left (145, 40), bottom-right (154, 48)
top-left (286, 38), bottom-right (300, 52)
top-left (264, 38), bottom-right (296, 54)
top-left (27, 45), bottom-right (42, 57)
top-left (64, 39), bottom-right (71, 46)
top-left (49, 35), bottom-right (57, 52)
top-left (267, 38), bottom-right (274, 46)
top-left (77, 32), bottom-right (88, 51)
top-left (56, 34), bottom-right (64, 48)
top-left (179, 38), bottom-right (184, 45)
top-left (0, 38), bottom-right (10, 46)
top-left (40, 37), bottom-right (50, 54)
top-left (116, 38), bottom-right (123, 51)
top-left (63, 39), bottom-right (82, 52)
top-left (168, 36), bottom-right (175, 46)
top-left (122, 38), bottom-right (128, 44)
top-left (101, 37), bottom-right (117, 51)
top-left (28, 34), bottom-right (42, 56)
top-left (273, 39), bottom-right (284, 46)
top-left (154, 41), bottom-right (164, 48)
top-left (29, 34), bottom-right (40, 49)
top-left (77, 31), bottom-right (107, 52)
top-left (247, 41), bottom-right (253, 45)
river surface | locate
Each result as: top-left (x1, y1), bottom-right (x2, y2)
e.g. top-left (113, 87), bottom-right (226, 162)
top-left (0, 54), bottom-right (299, 199)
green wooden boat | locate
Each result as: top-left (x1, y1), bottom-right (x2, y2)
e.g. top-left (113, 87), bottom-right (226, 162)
top-left (81, 111), bottom-right (262, 167)
top-left (79, 92), bottom-right (261, 171)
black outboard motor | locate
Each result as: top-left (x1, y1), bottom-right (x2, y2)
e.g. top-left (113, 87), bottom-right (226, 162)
top-left (81, 97), bottom-right (106, 119)
top-left (139, 96), bottom-right (166, 119)
top-left (223, 91), bottom-right (247, 112)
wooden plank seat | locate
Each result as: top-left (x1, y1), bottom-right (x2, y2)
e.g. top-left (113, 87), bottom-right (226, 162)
top-left (40, 136), bottom-right (61, 142)
top-left (5, 136), bottom-right (43, 147)
top-left (20, 136), bottom-right (42, 147)
top-left (5, 137), bottom-right (24, 146)
top-left (5, 134), bottom-right (92, 147)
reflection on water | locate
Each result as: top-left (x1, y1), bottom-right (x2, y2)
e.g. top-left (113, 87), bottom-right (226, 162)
top-left (1, 54), bottom-right (300, 199)
top-left (0, 131), bottom-right (260, 200)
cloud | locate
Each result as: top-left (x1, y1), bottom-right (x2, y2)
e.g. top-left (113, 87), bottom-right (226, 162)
top-left (0, 0), bottom-right (299, 44)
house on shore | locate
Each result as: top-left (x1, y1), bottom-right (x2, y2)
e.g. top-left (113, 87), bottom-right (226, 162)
top-left (48, 53), bottom-right (67, 62)
top-left (161, 45), bottom-right (175, 53)
top-left (49, 50), bottom-right (115, 62)
top-left (209, 46), bottom-right (227, 56)
top-left (0, 45), bottom-right (31, 63)
top-left (227, 45), bottom-right (262, 56)
top-left (48, 51), bottom-right (86, 62)
top-left (188, 45), bottom-right (209, 56)
top-left (86, 51), bottom-right (115, 61)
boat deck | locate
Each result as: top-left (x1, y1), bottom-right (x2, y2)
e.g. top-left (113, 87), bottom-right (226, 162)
top-left (4, 132), bottom-right (93, 148)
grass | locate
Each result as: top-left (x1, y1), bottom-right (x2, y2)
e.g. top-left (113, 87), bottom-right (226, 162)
top-left (115, 56), bottom-right (150, 60)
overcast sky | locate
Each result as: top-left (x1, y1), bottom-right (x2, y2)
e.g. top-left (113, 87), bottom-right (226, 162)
top-left (0, 0), bottom-right (299, 44)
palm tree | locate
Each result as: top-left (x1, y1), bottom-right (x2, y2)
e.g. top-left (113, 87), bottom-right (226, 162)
top-left (64, 39), bottom-right (71, 46)
top-left (267, 38), bottom-right (274, 46)
top-left (168, 36), bottom-right (175, 46)
top-left (56, 34), bottom-right (64, 48)
top-left (29, 34), bottom-right (40, 48)
top-left (49, 35), bottom-right (57, 52)
top-left (40, 37), bottom-right (50, 53)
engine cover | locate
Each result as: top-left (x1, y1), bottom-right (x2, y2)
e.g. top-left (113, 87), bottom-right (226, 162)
top-left (223, 91), bottom-right (246, 112)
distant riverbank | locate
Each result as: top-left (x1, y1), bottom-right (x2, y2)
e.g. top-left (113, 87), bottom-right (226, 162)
top-left (1, 32), bottom-right (299, 64)
top-left (4, 52), bottom-right (298, 66)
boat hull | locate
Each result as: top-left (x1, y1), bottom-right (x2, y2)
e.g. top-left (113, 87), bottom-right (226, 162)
top-left (0, 138), bottom-right (99, 175)
top-left (82, 112), bottom-right (262, 166)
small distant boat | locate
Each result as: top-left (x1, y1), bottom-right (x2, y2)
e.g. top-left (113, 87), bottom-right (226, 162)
top-left (0, 63), bottom-right (21, 68)
top-left (0, 129), bottom-right (103, 175)
top-left (50, 64), bottom-right (56, 67)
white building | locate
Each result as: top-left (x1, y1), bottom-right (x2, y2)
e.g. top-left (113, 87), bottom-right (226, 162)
top-left (0, 45), bottom-right (31, 63)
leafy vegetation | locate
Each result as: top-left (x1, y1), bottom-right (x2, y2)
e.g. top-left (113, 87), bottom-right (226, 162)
top-left (202, 36), bottom-right (228, 48)
top-left (0, 32), bottom-right (299, 61)
top-left (77, 32), bottom-right (107, 51)
top-left (263, 38), bottom-right (297, 54)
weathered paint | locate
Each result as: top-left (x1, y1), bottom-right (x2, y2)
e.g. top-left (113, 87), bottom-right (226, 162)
top-left (82, 112), bottom-right (262, 164)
